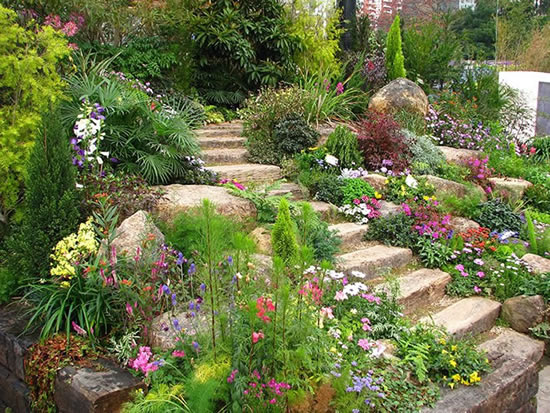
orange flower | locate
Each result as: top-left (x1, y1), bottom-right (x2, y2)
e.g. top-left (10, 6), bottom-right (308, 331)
top-left (147, 233), bottom-right (156, 241)
top-left (121, 279), bottom-right (132, 286)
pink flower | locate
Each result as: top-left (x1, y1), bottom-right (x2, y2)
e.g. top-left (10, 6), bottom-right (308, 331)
top-left (473, 286), bottom-right (481, 294)
top-left (336, 82), bottom-right (344, 95)
top-left (334, 290), bottom-right (347, 301)
top-left (270, 398), bottom-right (277, 404)
top-left (252, 331), bottom-right (264, 344)
top-left (320, 307), bottom-right (334, 319)
top-left (126, 302), bottom-right (133, 316)
top-left (227, 369), bottom-right (238, 383)
top-left (358, 338), bottom-right (371, 351)
top-left (172, 350), bottom-right (186, 358)
top-left (71, 321), bottom-right (87, 336)
top-left (455, 264), bottom-right (464, 272)
top-left (477, 271), bottom-right (485, 278)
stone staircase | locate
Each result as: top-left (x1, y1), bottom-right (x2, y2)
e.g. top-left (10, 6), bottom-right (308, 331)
top-left (197, 121), bottom-right (282, 184)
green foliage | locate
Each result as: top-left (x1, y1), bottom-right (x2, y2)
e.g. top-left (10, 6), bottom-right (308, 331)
top-left (0, 267), bottom-right (17, 304)
top-left (189, 0), bottom-right (302, 104)
top-left (287, 0), bottom-right (342, 74)
top-left (309, 173), bottom-right (344, 205)
top-left (324, 126), bottom-right (363, 169)
top-left (416, 237), bottom-right (454, 269)
top-left (531, 136), bottom-right (550, 163)
top-left (294, 202), bottom-right (341, 262)
top-left (403, 131), bottom-right (446, 175)
top-left (341, 178), bottom-right (376, 205)
top-left (477, 199), bottom-right (523, 233)
top-left (394, 110), bottom-right (427, 136)
top-left (450, 0), bottom-right (497, 59)
top-left (5, 111), bottom-right (81, 283)
top-left (524, 210), bottom-right (550, 257)
top-left (365, 212), bottom-right (420, 248)
top-left (403, 18), bottom-right (461, 91)
top-left (439, 189), bottom-right (483, 220)
top-left (242, 86), bottom-right (308, 165)
top-left (0, 7), bottom-right (70, 217)
top-left (62, 54), bottom-right (203, 184)
top-left (123, 385), bottom-right (189, 413)
top-left (384, 175), bottom-right (436, 204)
top-left (272, 198), bottom-right (298, 265)
top-left (273, 113), bottom-right (320, 159)
top-left (385, 15), bottom-right (406, 80)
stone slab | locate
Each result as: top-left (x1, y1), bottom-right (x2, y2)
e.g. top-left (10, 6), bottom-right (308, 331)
top-left (449, 217), bottom-right (480, 234)
top-left (111, 210), bottom-right (164, 256)
top-left (207, 164), bottom-right (282, 184)
top-left (310, 201), bottom-right (338, 221)
top-left (396, 269), bottom-right (452, 315)
top-left (337, 245), bottom-right (413, 279)
top-left (198, 136), bottom-right (246, 149)
top-left (479, 328), bottom-right (544, 365)
top-left (328, 223), bottom-right (368, 251)
top-left (538, 365), bottom-right (550, 413)
top-left (55, 359), bottom-right (146, 413)
top-left (202, 148), bottom-right (248, 165)
top-left (424, 175), bottom-right (469, 198)
top-left (421, 297), bottom-right (501, 339)
top-left (266, 182), bottom-right (305, 200)
top-left (439, 146), bottom-right (481, 164)
top-left (522, 254), bottom-right (550, 275)
top-left (155, 184), bottom-right (256, 221)
top-left (0, 364), bottom-right (31, 413)
top-left (362, 174), bottom-right (387, 192)
top-left (379, 200), bottom-right (402, 218)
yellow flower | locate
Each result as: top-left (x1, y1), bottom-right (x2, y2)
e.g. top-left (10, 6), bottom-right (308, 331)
top-left (423, 195), bottom-right (430, 201)
top-left (441, 349), bottom-right (448, 354)
top-left (385, 179), bottom-right (389, 184)
top-left (469, 371), bottom-right (481, 384)
top-left (374, 191), bottom-right (382, 199)
top-left (448, 382), bottom-right (455, 389)
top-left (449, 359), bottom-right (457, 368)
top-left (451, 345), bottom-right (458, 352)
top-left (60, 281), bottom-right (70, 288)
top-left (330, 347), bottom-right (337, 353)
top-left (309, 146), bottom-right (318, 151)
top-left (452, 374), bottom-right (461, 382)
top-left (439, 338), bottom-right (446, 345)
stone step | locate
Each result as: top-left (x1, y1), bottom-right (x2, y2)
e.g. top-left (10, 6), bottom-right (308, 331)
top-left (538, 365), bottom-right (550, 413)
top-left (155, 184), bottom-right (256, 221)
top-left (521, 253), bottom-right (550, 274)
top-left (197, 128), bottom-right (243, 138)
top-left (266, 182), bottom-right (305, 200)
top-left (328, 222), bottom-right (368, 251)
top-left (207, 164), bottom-right (282, 184)
top-left (309, 201), bottom-right (339, 222)
top-left (202, 120), bottom-right (243, 129)
top-left (424, 328), bottom-right (543, 413)
top-left (202, 148), bottom-right (248, 165)
top-left (488, 177), bottom-right (533, 204)
top-left (337, 244), bottom-right (413, 279)
top-left (420, 297), bottom-right (501, 339)
top-left (198, 136), bottom-right (246, 149)
top-left (379, 200), bottom-right (401, 217)
top-left (394, 269), bottom-right (452, 315)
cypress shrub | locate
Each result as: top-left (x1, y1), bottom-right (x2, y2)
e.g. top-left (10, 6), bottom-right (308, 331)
top-left (385, 15), bottom-right (406, 80)
top-left (271, 198), bottom-right (298, 265)
top-left (6, 110), bottom-right (81, 282)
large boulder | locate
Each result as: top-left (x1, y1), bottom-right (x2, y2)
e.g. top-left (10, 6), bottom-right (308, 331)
top-left (522, 253), bottom-right (550, 274)
top-left (502, 295), bottom-right (546, 333)
top-left (111, 210), bottom-right (164, 256)
top-left (368, 78), bottom-right (428, 117)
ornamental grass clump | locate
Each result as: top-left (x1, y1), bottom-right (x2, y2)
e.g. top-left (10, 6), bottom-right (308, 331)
top-left (324, 126), bottom-right (363, 169)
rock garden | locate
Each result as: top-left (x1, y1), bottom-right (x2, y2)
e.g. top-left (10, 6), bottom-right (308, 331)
top-left (1, 2), bottom-right (550, 412)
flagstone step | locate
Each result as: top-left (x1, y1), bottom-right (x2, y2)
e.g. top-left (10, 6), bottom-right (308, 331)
top-left (309, 201), bottom-right (339, 222)
top-left (521, 253), bottom-right (550, 274)
top-left (488, 177), bottom-right (533, 203)
top-left (337, 245), bottom-right (413, 279)
top-left (424, 328), bottom-right (543, 413)
top-left (202, 148), bottom-right (248, 165)
top-left (394, 269), bottom-right (452, 315)
top-left (207, 164), bottom-right (281, 184)
top-left (438, 146), bottom-right (481, 164)
top-left (198, 136), bottom-right (246, 149)
top-left (379, 200), bottom-right (401, 217)
top-left (197, 128), bottom-right (243, 138)
top-left (420, 297), bottom-right (501, 339)
top-left (266, 182), bottom-right (306, 200)
top-left (329, 222), bottom-right (368, 251)
top-left (155, 184), bottom-right (256, 221)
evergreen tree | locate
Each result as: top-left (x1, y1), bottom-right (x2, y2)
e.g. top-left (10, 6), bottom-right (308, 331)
top-left (385, 15), bottom-right (406, 80)
top-left (6, 110), bottom-right (81, 281)
top-left (271, 198), bottom-right (298, 265)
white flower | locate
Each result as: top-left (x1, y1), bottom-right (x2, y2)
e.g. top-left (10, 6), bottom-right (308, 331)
top-left (371, 341), bottom-right (386, 358)
top-left (343, 284), bottom-right (360, 296)
top-left (405, 175), bottom-right (418, 189)
top-left (353, 282), bottom-right (368, 292)
top-left (351, 270), bottom-right (366, 279)
top-left (350, 308), bottom-right (357, 314)
top-left (328, 270), bottom-right (345, 279)
top-left (325, 154), bottom-right (339, 166)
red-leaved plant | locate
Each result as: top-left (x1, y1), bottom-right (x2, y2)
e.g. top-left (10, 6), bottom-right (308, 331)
top-left (355, 112), bottom-right (411, 173)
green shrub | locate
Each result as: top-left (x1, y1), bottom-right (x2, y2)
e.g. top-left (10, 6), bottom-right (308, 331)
top-left (0, 267), bottom-right (17, 304)
top-left (242, 86), bottom-right (308, 165)
top-left (6, 111), bottom-right (81, 282)
top-left (477, 199), bottom-right (523, 233)
top-left (531, 136), bottom-right (550, 163)
top-left (341, 178), bottom-right (375, 205)
top-left (394, 110), bottom-right (427, 135)
top-left (324, 126), bottom-right (363, 169)
top-left (385, 15), bottom-right (406, 80)
top-left (272, 198), bottom-right (298, 265)
top-left (294, 202), bottom-right (340, 262)
top-left (0, 7), bottom-right (70, 219)
top-left (365, 212), bottom-right (419, 248)
top-left (439, 190), bottom-right (483, 220)
top-left (310, 174), bottom-right (344, 204)
top-left (525, 184), bottom-right (550, 214)
top-left (403, 131), bottom-right (446, 175)
top-left (273, 113), bottom-right (320, 159)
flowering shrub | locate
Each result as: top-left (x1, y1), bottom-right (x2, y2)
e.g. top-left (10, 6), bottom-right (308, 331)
top-left (339, 197), bottom-right (381, 224)
top-left (356, 112), bottom-right (411, 173)
top-left (384, 175), bottom-right (436, 204)
top-left (361, 54), bottom-right (387, 92)
top-left (463, 156), bottom-right (494, 194)
top-left (71, 101), bottom-right (109, 171)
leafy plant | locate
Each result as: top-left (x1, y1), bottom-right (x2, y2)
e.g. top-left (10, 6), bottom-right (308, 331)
top-left (365, 212), bottom-right (419, 248)
top-left (525, 184), bottom-right (550, 214)
top-left (309, 173), bottom-right (344, 205)
top-left (404, 130), bottom-right (446, 175)
top-left (531, 136), bottom-right (550, 163)
top-left (341, 178), bottom-right (376, 205)
top-left (0, 7), bottom-right (70, 219)
top-left (273, 113), bottom-right (320, 159)
top-left (477, 199), bottom-right (523, 233)
top-left (385, 15), bottom-right (406, 80)
top-left (294, 202), bottom-right (340, 262)
top-left (356, 112), bottom-right (411, 173)
top-left (324, 126), bottom-right (363, 169)
top-left (272, 198), bottom-right (298, 265)
top-left (123, 385), bottom-right (190, 413)
top-left (0, 267), bottom-right (17, 304)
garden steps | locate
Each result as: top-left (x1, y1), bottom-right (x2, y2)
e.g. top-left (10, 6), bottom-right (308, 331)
top-left (202, 148), bottom-right (248, 165)
top-left (419, 297), bottom-right (501, 339)
top-left (328, 222), bottom-right (369, 251)
top-left (392, 269), bottom-right (453, 316)
top-left (423, 327), bottom-right (544, 413)
top-left (198, 136), bottom-right (247, 149)
top-left (207, 164), bottom-right (282, 184)
top-left (336, 244), bottom-right (413, 279)
top-left (310, 201), bottom-right (339, 222)
top-left (265, 182), bottom-right (306, 200)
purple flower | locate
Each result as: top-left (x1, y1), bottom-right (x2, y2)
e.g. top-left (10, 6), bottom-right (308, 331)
top-left (173, 318), bottom-right (182, 331)
top-left (162, 284), bottom-right (171, 295)
top-left (188, 263), bottom-right (196, 275)
top-left (171, 293), bottom-right (177, 306)
top-left (176, 252), bottom-right (184, 266)
top-left (200, 283), bottom-right (206, 291)
top-left (227, 255), bottom-right (233, 266)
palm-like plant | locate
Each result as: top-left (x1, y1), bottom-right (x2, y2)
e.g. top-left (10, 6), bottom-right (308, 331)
top-left (61, 52), bottom-right (204, 184)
